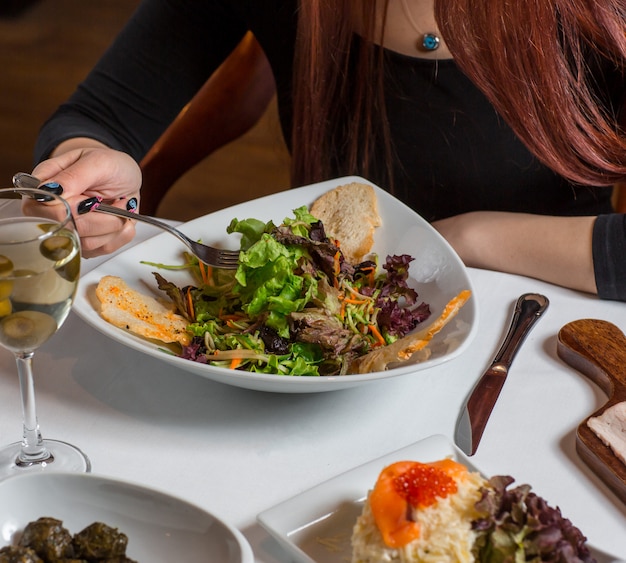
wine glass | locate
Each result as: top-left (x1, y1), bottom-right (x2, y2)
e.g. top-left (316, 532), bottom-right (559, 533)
top-left (0, 187), bottom-right (90, 478)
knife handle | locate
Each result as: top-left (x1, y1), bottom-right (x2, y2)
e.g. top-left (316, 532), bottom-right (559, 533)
top-left (492, 293), bottom-right (549, 368)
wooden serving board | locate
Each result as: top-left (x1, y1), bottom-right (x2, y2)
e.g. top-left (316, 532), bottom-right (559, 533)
top-left (557, 319), bottom-right (626, 505)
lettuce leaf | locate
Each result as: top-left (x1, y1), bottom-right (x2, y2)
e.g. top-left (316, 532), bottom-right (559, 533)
top-left (473, 476), bottom-right (596, 563)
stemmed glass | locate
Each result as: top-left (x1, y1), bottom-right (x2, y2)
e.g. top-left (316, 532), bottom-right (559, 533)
top-left (0, 187), bottom-right (90, 478)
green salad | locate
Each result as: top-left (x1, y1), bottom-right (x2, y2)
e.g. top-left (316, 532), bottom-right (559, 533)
top-left (147, 206), bottom-right (431, 376)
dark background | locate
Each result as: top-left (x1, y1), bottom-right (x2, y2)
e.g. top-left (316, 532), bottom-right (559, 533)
top-left (0, 0), bottom-right (289, 220)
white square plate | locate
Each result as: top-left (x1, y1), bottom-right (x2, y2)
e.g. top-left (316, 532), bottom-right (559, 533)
top-left (257, 434), bottom-right (477, 562)
top-left (74, 176), bottom-right (478, 393)
top-left (257, 434), bottom-right (622, 563)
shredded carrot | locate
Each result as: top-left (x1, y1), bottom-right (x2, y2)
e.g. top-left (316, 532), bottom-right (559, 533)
top-left (229, 357), bottom-right (242, 370)
top-left (368, 270), bottom-right (376, 286)
top-left (358, 264), bottom-right (377, 287)
top-left (332, 250), bottom-right (341, 289)
top-left (339, 300), bottom-right (346, 320)
top-left (343, 297), bottom-right (369, 305)
top-left (200, 262), bottom-right (214, 286)
top-left (219, 313), bottom-right (246, 321)
top-left (186, 287), bottom-right (195, 321)
top-left (368, 324), bottom-right (386, 347)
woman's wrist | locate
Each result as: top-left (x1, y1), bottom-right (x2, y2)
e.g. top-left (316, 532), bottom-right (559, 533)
top-left (49, 137), bottom-right (109, 158)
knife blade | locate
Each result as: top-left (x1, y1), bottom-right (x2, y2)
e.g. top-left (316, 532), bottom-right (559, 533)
top-left (455, 293), bottom-right (549, 456)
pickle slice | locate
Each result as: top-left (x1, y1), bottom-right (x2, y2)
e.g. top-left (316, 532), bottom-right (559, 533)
top-left (0, 311), bottom-right (57, 350)
top-left (3, 314), bottom-right (36, 339)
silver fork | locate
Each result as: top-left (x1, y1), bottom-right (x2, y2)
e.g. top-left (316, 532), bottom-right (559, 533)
top-left (12, 172), bottom-right (240, 269)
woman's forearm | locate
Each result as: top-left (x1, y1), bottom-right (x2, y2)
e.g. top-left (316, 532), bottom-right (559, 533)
top-left (432, 211), bottom-right (598, 294)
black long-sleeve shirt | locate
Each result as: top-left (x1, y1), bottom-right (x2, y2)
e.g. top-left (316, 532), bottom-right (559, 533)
top-left (35, 0), bottom-right (626, 299)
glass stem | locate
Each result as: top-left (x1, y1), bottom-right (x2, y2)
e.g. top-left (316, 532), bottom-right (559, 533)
top-left (15, 351), bottom-right (52, 465)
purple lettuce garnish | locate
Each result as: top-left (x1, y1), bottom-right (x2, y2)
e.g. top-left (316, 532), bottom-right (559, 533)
top-left (180, 338), bottom-right (208, 363)
top-left (472, 475), bottom-right (596, 563)
top-left (373, 255), bottom-right (430, 336)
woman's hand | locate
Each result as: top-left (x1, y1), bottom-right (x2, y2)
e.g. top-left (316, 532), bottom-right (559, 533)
top-left (23, 139), bottom-right (142, 258)
top-left (432, 211), bottom-right (598, 295)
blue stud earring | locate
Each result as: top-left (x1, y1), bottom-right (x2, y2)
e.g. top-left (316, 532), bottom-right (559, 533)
top-left (421, 33), bottom-right (440, 51)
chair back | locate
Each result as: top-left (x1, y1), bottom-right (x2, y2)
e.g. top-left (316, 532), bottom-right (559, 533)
top-left (139, 32), bottom-right (276, 215)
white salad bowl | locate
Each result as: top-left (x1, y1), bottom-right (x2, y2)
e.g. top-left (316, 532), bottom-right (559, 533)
top-left (73, 176), bottom-right (478, 393)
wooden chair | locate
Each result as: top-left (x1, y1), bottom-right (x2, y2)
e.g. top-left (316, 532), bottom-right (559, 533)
top-left (139, 32), bottom-right (276, 216)
top-left (614, 183), bottom-right (626, 213)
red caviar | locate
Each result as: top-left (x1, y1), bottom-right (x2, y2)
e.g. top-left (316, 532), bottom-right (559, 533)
top-left (369, 459), bottom-right (467, 548)
top-left (394, 462), bottom-right (458, 508)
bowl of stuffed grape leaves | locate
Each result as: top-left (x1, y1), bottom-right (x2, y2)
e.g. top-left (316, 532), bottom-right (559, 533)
top-left (0, 472), bottom-right (253, 562)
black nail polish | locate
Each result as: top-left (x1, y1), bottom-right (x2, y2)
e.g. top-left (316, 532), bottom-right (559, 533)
top-left (39, 182), bottom-right (63, 195)
top-left (126, 197), bottom-right (138, 212)
top-left (32, 182), bottom-right (64, 202)
top-left (32, 193), bottom-right (54, 202)
top-left (77, 196), bottom-right (102, 215)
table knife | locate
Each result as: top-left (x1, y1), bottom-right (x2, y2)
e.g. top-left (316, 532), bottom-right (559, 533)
top-left (455, 293), bottom-right (549, 456)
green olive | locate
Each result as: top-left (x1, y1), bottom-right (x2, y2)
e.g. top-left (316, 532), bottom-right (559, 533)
top-left (0, 280), bottom-right (13, 300)
top-left (0, 255), bottom-right (13, 276)
top-left (0, 299), bottom-right (11, 317)
top-left (40, 236), bottom-right (73, 261)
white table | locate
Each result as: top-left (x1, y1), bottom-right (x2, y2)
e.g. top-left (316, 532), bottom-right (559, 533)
top-left (0, 221), bottom-right (624, 561)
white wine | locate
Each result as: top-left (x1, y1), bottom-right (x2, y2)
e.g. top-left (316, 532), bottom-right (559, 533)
top-left (0, 219), bottom-right (80, 353)
top-left (0, 187), bottom-right (90, 478)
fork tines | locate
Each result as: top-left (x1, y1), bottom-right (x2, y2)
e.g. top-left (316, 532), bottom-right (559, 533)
top-left (216, 250), bottom-right (241, 268)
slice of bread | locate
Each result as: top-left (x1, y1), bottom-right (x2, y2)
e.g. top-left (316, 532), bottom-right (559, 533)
top-left (310, 182), bottom-right (382, 263)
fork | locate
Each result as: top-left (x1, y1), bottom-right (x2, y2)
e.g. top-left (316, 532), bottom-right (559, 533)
top-left (12, 172), bottom-right (240, 269)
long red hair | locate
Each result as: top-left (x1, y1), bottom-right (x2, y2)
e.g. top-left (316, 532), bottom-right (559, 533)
top-left (291, 0), bottom-right (626, 189)
top-left (291, 0), bottom-right (392, 186)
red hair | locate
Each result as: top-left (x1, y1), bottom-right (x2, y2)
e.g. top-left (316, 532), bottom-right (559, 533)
top-left (291, 0), bottom-right (626, 189)
top-left (291, 0), bottom-right (393, 186)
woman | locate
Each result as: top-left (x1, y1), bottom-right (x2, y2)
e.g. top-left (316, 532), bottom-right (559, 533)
top-left (26, 0), bottom-right (626, 299)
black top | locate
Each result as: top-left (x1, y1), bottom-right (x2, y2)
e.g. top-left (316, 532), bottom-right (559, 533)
top-left (34, 0), bottom-right (625, 299)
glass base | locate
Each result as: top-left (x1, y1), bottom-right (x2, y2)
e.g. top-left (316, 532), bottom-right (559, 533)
top-left (0, 439), bottom-right (91, 481)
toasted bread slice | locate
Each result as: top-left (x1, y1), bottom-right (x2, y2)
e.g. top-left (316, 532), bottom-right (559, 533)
top-left (310, 182), bottom-right (382, 263)
top-left (95, 275), bottom-right (191, 345)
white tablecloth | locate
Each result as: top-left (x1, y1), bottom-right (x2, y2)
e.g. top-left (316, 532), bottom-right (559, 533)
top-left (0, 221), bottom-right (624, 561)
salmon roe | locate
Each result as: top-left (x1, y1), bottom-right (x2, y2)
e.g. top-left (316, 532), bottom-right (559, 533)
top-left (393, 463), bottom-right (458, 508)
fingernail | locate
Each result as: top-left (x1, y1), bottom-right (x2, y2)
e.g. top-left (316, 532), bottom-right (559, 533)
top-left (32, 193), bottom-right (54, 202)
top-left (39, 182), bottom-right (63, 195)
top-left (32, 182), bottom-right (63, 202)
top-left (126, 197), bottom-right (138, 213)
top-left (77, 196), bottom-right (102, 215)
